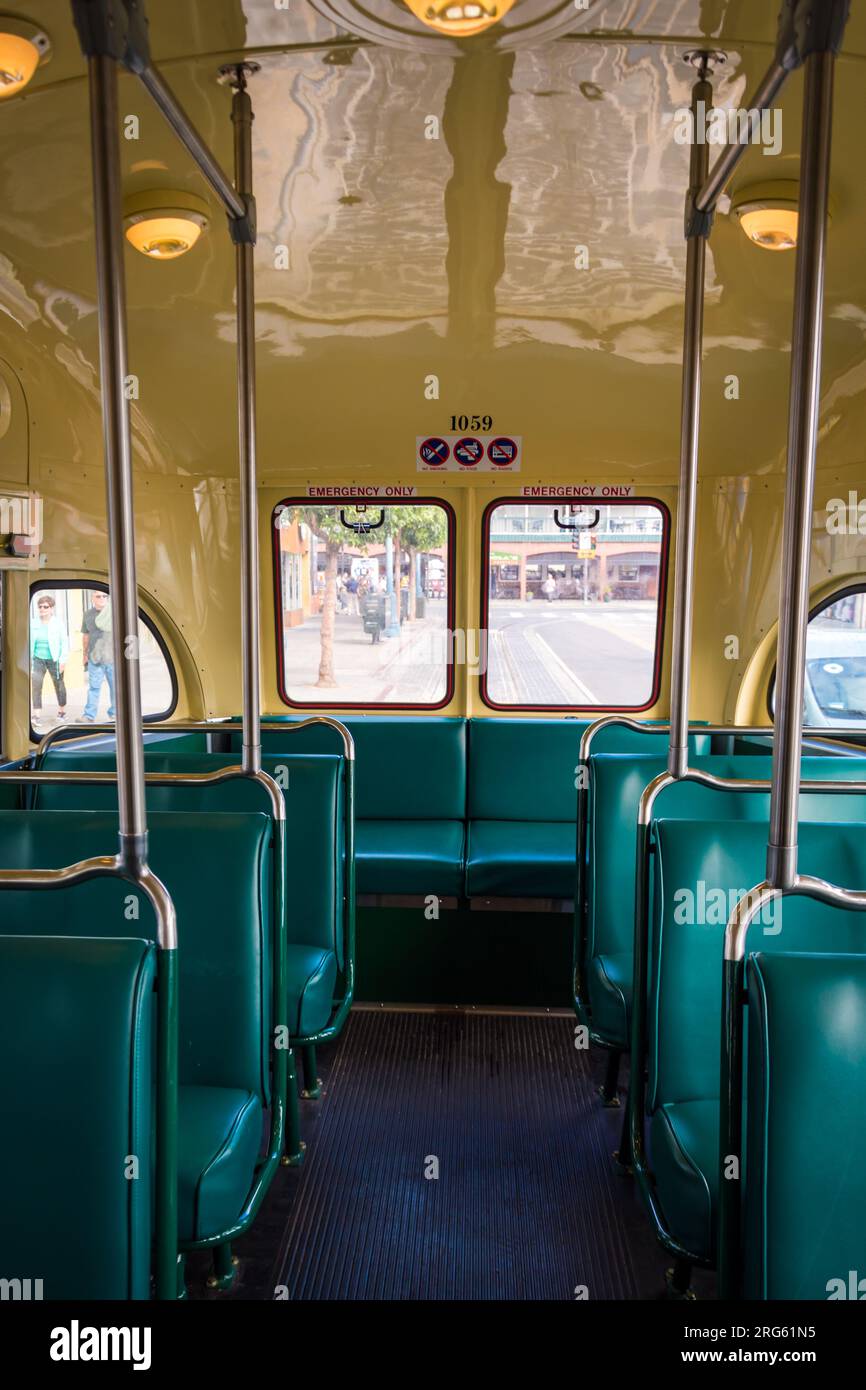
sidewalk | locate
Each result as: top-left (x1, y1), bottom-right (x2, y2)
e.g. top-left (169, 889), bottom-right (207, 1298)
top-left (282, 603), bottom-right (448, 703)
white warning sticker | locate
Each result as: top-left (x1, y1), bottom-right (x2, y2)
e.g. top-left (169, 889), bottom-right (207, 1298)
top-left (519, 485), bottom-right (635, 498)
top-left (304, 485), bottom-right (418, 498)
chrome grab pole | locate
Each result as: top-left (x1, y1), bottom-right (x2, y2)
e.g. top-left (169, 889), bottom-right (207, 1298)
top-left (667, 55), bottom-right (714, 779)
top-left (88, 51), bottom-right (147, 865)
top-left (767, 49), bottom-right (836, 889)
top-left (717, 8), bottom-right (850, 1296)
top-left (226, 63), bottom-right (262, 776)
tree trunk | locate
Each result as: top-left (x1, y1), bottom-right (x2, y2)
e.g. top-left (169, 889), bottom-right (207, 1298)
top-left (317, 545), bottom-right (338, 687)
top-left (408, 547), bottom-right (417, 621)
top-left (393, 530), bottom-right (402, 625)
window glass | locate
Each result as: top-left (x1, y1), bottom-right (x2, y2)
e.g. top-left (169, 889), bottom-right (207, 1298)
top-left (30, 584), bottom-right (175, 735)
top-left (800, 589), bottom-right (866, 726)
top-left (483, 500), bottom-right (667, 709)
top-left (274, 501), bottom-right (453, 707)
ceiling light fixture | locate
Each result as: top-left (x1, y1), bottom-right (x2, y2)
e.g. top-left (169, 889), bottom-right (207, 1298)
top-left (123, 190), bottom-right (210, 260)
top-left (732, 180), bottom-right (804, 252)
top-left (401, 0), bottom-right (518, 37)
top-left (0, 16), bottom-right (51, 100)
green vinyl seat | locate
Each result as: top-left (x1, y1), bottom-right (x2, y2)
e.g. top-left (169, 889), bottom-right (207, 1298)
top-left (649, 1100), bottom-right (719, 1261)
top-left (648, 817), bottom-right (866, 1265)
top-left (285, 944), bottom-right (338, 1036)
top-left (38, 748), bottom-right (345, 1034)
top-left (0, 809), bottom-right (273, 1252)
top-left (466, 719), bottom-right (584, 898)
top-left (179, 1087), bottom-right (263, 1243)
top-left (584, 951), bottom-right (632, 1045)
top-left (355, 820), bottom-right (465, 897)
top-left (0, 934), bottom-right (155, 1300)
top-left (585, 752), bottom-right (719, 1048)
top-left (466, 820), bottom-right (576, 898)
top-left (585, 752), bottom-right (866, 1049)
top-left (252, 715), bottom-right (465, 898)
top-left (464, 720), bottom-right (708, 901)
top-left (745, 952), bottom-right (866, 1300)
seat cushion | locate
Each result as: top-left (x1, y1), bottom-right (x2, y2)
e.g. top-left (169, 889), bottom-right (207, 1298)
top-left (286, 945), bottom-right (338, 1038)
top-left (178, 1085), bottom-right (262, 1243)
top-left (586, 952), bottom-right (632, 1049)
top-left (649, 1099), bottom-right (719, 1263)
top-left (355, 820), bottom-right (465, 896)
top-left (466, 821), bottom-right (576, 898)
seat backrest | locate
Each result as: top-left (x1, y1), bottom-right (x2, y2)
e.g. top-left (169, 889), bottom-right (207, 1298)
top-left (468, 718), bottom-right (586, 822)
top-left (0, 934), bottom-right (155, 1299)
top-left (468, 719), bottom-right (712, 826)
top-left (0, 809), bottom-right (272, 1099)
top-left (649, 819), bottom-right (866, 1112)
top-left (586, 753), bottom-right (866, 962)
top-left (38, 749), bottom-right (344, 964)
top-left (253, 716), bottom-right (466, 821)
top-left (745, 951), bottom-right (866, 1301)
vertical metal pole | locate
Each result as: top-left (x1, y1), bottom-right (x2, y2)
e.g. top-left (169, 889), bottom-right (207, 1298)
top-left (668, 63), bottom-right (712, 779)
top-left (231, 69), bottom-right (261, 775)
top-left (87, 53), bottom-right (148, 862)
top-left (767, 50), bottom-right (835, 888)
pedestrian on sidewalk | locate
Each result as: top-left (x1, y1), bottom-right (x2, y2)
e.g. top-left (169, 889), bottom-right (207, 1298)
top-left (31, 594), bottom-right (68, 719)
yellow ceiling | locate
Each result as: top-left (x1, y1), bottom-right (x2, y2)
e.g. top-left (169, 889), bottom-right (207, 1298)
top-left (1, 0), bottom-right (865, 488)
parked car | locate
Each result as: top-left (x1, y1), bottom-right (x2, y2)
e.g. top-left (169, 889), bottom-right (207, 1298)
top-left (802, 623), bottom-right (866, 727)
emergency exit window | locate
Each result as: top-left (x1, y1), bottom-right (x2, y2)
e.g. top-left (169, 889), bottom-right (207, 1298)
top-left (273, 499), bottom-right (455, 708)
top-left (482, 499), bottom-right (669, 710)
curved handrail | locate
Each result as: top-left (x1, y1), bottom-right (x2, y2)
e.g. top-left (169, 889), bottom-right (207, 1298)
top-left (35, 715), bottom-right (357, 765)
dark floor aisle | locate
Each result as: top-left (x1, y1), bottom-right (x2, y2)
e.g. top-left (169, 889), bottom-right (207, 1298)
top-left (192, 1007), bottom-right (715, 1301)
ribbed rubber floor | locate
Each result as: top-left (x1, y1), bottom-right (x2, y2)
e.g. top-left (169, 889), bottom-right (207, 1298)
top-left (276, 1009), bottom-right (640, 1300)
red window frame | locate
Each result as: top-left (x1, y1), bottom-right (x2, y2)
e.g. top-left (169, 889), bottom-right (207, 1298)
top-left (479, 495), bottom-right (671, 712)
top-left (272, 495), bottom-right (457, 710)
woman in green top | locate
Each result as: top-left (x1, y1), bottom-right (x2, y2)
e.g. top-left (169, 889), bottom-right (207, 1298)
top-left (30, 594), bottom-right (69, 719)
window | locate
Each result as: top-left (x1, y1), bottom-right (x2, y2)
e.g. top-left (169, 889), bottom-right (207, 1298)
top-left (273, 499), bottom-right (455, 708)
top-left (770, 585), bottom-right (866, 728)
top-left (481, 498), bottom-right (669, 710)
top-left (29, 582), bottom-right (176, 736)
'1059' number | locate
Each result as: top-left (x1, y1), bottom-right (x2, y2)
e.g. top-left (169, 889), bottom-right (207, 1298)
top-left (450, 415), bottom-right (493, 432)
